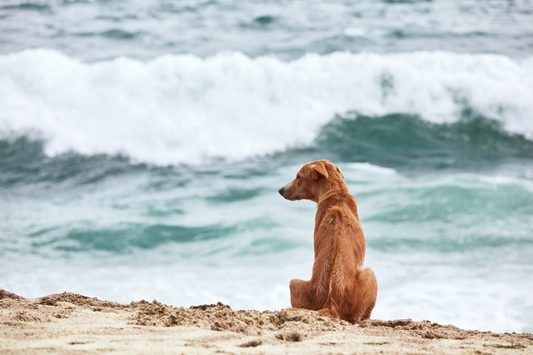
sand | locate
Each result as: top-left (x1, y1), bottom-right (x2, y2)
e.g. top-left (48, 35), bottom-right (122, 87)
top-left (1, 289), bottom-right (532, 355)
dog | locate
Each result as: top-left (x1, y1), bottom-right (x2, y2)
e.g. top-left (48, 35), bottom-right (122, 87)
top-left (278, 160), bottom-right (377, 324)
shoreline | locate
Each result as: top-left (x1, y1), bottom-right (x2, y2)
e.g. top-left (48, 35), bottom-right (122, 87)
top-left (1, 290), bottom-right (531, 355)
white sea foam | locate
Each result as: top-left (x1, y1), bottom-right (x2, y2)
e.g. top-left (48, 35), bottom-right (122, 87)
top-left (1, 49), bottom-right (532, 165)
top-left (346, 162), bottom-right (398, 175)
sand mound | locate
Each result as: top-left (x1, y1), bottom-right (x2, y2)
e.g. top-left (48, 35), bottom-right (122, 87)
top-left (11, 292), bottom-right (348, 335)
top-left (0, 290), bottom-right (25, 300)
top-left (1, 290), bottom-right (532, 354)
top-left (131, 301), bottom-right (350, 335)
top-left (38, 292), bottom-right (127, 309)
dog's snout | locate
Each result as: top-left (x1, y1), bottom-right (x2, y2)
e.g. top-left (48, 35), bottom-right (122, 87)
top-left (279, 181), bottom-right (294, 200)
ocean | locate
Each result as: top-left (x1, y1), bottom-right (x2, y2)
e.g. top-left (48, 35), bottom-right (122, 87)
top-left (1, 0), bottom-right (532, 333)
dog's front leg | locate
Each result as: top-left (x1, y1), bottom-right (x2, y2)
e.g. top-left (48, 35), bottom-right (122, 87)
top-left (289, 278), bottom-right (329, 310)
top-left (289, 247), bottom-right (331, 310)
top-left (289, 279), bottom-right (313, 309)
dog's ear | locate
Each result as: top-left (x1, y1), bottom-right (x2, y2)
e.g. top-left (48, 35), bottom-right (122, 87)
top-left (312, 161), bottom-right (329, 179)
top-left (335, 166), bottom-right (344, 179)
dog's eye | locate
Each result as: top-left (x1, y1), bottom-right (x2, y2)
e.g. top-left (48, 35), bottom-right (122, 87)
top-left (296, 175), bottom-right (300, 179)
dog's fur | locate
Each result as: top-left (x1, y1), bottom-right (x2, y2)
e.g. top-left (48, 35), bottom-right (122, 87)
top-left (279, 160), bottom-right (377, 324)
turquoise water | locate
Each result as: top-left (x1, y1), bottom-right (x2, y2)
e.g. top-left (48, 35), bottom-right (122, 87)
top-left (1, 0), bottom-right (533, 333)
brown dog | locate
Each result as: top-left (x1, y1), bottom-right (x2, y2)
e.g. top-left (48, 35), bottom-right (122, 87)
top-left (279, 160), bottom-right (377, 324)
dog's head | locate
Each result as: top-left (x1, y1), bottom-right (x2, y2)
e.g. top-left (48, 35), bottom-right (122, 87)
top-left (278, 160), bottom-right (344, 202)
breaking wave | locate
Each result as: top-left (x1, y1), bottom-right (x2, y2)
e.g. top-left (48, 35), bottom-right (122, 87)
top-left (0, 49), bottom-right (532, 165)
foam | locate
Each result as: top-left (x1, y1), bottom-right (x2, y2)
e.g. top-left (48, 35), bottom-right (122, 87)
top-left (1, 49), bottom-right (532, 165)
top-left (346, 163), bottom-right (397, 176)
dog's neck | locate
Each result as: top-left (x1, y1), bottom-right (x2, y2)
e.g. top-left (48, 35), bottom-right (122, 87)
top-left (315, 180), bottom-right (348, 204)
top-left (316, 190), bottom-right (338, 204)
top-left (315, 181), bottom-right (359, 220)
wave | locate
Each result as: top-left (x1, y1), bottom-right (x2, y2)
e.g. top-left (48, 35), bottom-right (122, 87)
top-left (315, 112), bottom-right (533, 171)
top-left (1, 49), bottom-right (532, 165)
top-left (2, 115), bottom-right (533, 187)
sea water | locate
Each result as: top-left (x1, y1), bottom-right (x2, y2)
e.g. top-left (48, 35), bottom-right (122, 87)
top-left (0, 0), bottom-right (532, 333)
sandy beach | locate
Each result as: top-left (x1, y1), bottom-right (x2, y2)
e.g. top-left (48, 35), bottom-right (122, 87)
top-left (1, 290), bottom-right (531, 355)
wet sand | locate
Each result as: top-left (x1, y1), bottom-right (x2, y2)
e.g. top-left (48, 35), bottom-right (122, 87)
top-left (1, 289), bottom-right (531, 355)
